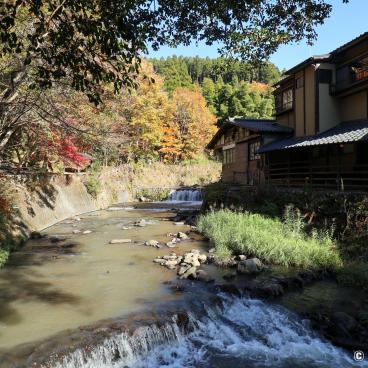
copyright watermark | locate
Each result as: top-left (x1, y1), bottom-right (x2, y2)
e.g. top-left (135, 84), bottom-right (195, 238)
top-left (354, 351), bottom-right (365, 362)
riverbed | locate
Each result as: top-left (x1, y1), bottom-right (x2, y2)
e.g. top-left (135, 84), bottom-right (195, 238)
top-left (0, 203), bottom-right (365, 367)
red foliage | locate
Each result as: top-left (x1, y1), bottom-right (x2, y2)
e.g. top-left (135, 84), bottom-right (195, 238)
top-left (52, 134), bottom-right (89, 167)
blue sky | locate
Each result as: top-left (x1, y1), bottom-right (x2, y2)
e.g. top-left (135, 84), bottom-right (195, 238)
top-left (147, 0), bottom-right (368, 71)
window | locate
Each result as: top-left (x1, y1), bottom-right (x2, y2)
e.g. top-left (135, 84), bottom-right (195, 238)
top-left (275, 88), bottom-right (293, 113)
top-left (317, 69), bottom-right (332, 84)
top-left (249, 141), bottom-right (261, 161)
top-left (296, 76), bottom-right (304, 89)
top-left (282, 89), bottom-right (293, 110)
top-left (223, 148), bottom-right (235, 165)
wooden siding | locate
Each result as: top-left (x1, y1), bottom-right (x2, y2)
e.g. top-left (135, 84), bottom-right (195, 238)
top-left (339, 90), bottom-right (368, 121)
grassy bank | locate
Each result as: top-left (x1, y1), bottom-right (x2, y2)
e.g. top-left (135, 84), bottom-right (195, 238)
top-left (197, 209), bottom-right (342, 270)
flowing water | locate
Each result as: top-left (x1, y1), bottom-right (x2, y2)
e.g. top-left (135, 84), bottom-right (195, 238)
top-left (166, 189), bottom-right (203, 203)
top-left (44, 294), bottom-right (363, 368)
top-left (0, 203), bottom-right (364, 367)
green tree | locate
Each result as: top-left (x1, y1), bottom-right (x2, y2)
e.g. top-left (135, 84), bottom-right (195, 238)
top-left (201, 78), bottom-right (217, 113)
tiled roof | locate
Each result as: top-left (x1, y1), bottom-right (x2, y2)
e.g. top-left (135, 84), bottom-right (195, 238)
top-left (331, 32), bottom-right (368, 56)
top-left (229, 118), bottom-right (294, 133)
top-left (258, 120), bottom-right (368, 153)
top-left (206, 118), bottom-right (293, 149)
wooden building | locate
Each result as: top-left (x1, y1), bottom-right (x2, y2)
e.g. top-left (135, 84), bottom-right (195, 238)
top-left (208, 33), bottom-right (368, 191)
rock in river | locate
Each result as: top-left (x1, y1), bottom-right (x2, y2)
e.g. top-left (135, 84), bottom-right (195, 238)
top-left (109, 239), bottom-right (132, 244)
top-left (145, 239), bottom-right (161, 248)
top-left (177, 232), bottom-right (189, 240)
top-left (237, 258), bottom-right (263, 274)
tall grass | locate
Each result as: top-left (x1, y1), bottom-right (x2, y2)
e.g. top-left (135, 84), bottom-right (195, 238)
top-left (197, 209), bottom-right (342, 270)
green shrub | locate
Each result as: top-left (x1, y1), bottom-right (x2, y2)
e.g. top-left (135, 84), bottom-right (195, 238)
top-left (337, 263), bottom-right (368, 290)
top-left (197, 209), bottom-right (342, 270)
top-left (135, 188), bottom-right (171, 201)
top-left (84, 162), bottom-right (102, 198)
top-left (85, 174), bottom-right (102, 198)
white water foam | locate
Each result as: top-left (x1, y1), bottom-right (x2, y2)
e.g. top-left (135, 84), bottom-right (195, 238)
top-left (165, 189), bottom-right (203, 203)
top-left (47, 295), bottom-right (365, 368)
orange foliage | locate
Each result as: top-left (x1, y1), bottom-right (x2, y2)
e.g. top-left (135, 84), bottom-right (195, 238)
top-left (172, 88), bottom-right (217, 160)
top-left (249, 81), bottom-right (270, 94)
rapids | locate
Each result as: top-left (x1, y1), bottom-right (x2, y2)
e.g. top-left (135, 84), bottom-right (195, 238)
top-left (49, 294), bottom-right (363, 368)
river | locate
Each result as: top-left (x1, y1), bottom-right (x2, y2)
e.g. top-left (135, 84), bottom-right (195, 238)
top-left (0, 196), bottom-right (365, 367)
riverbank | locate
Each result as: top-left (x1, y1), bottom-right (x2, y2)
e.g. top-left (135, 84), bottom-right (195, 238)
top-left (0, 160), bottom-right (221, 266)
top-left (1, 202), bottom-right (367, 367)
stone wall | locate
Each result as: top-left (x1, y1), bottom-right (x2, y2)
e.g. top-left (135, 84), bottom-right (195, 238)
top-left (12, 174), bottom-right (131, 233)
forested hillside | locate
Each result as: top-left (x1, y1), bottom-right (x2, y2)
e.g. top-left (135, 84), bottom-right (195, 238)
top-left (0, 60), bottom-right (217, 171)
top-left (151, 57), bottom-right (281, 122)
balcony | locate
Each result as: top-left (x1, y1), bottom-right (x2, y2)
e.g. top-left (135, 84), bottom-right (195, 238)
top-left (331, 63), bottom-right (368, 95)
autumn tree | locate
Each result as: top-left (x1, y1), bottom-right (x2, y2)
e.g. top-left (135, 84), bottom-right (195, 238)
top-left (172, 88), bottom-right (217, 160)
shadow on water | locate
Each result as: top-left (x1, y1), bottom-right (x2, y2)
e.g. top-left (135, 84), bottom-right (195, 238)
top-left (0, 241), bottom-right (82, 327)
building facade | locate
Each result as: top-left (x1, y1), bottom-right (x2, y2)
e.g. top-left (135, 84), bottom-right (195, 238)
top-left (208, 33), bottom-right (368, 191)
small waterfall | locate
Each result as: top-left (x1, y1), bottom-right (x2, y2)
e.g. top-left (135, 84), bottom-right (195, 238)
top-left (44, 295), bottom-right (362, 368)
top-left (166, 188), bottom-right (203, 202)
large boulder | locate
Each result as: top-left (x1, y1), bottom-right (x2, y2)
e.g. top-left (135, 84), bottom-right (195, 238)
top-left (237, 258), bottom-right (263, 274)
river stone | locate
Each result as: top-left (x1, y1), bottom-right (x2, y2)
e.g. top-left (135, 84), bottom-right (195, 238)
top-left (121, 226), bottom-right (132, 230)
top-left (165, 259), bottom-right (180, 267)
top-left (196, 270), bottom-right (214, 283)
top-left (236, 255), bottom-right (247, 261)
top-left (82, 230), bottom-right (92, 234)
top-left (153, 257), bottom-right (164, 264)
top-left (73, 216), bottom-right (81, 221)
top-left (72, 230), bottom-right (81, 234)
top-left (174, 222), bottom-right (185, 226)
top-left (177, 232), bottom-right (189, 240)
top-left (183, 252), bottom-right (200, 266)
top-left (208, 248), bottom-right (216, 253)
top-left (177, 265), bottom-right (190, 276)
top-left (135, 219), bottom-right (147, 227)
top-left (109, 239), bottom-right (131, 244)
top-left (256, 282), bottom-right (284, 298)
top-left (163, 255), bottom-right (177, 260)
top-left (145, 240), bottom-right (160, 247)
top-left (237, 258), bottom-right (263, 274)
top-left (198, 254), bottom-right (207, 263)
top-left (180, 266), bottom-right (197, 279)
top-left (166, 241), bottom-right (176, 248)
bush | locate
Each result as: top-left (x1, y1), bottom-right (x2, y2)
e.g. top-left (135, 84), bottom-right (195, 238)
top-left (135, 188), bottom-right (171, 201)
top-left (197, 209), bottom-right (342, 270)
top-left (84, 162), bottom-right (102, 198)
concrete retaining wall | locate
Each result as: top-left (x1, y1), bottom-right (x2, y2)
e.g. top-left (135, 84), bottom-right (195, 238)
top-left (12, 174), bottom-right (131, 232)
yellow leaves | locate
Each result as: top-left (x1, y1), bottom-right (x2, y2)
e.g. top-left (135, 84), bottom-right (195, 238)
top-left (249, 81), bottom-right (270, 94)
top-left (172, 88), bottom-right (217, 159)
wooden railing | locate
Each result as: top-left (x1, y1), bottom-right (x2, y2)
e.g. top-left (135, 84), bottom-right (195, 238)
top-left (265, 162), bottom-right (368, 191)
